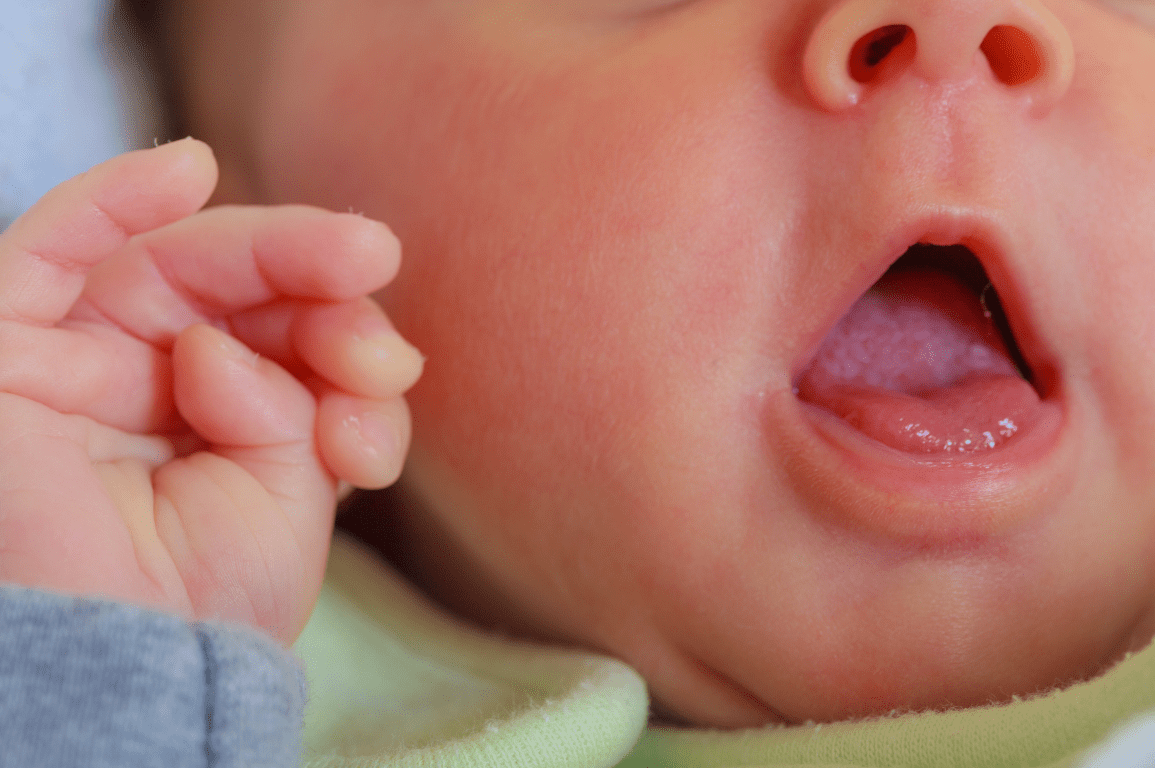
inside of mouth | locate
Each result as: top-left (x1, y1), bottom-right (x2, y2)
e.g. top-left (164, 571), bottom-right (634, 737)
top-left (796, 244), bottom-right (1043, 455)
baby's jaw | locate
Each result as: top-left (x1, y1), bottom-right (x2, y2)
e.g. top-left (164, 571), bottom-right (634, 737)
top-left (188, 0), bottom-right (1155, 727)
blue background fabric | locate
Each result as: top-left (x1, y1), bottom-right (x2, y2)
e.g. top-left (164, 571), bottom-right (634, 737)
top-left (0, 0), bottom-right (158, 231)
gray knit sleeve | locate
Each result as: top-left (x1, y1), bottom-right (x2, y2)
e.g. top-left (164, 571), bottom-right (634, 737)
top-left (0, 585), bottom-right (306, 768)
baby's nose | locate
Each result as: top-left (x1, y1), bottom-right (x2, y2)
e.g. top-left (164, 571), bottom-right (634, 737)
top-left (802, 0), bottom-right (1074, 116)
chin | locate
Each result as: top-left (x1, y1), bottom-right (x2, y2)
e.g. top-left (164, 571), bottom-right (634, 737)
top-left (635, 211), bottom-right (1155, 727)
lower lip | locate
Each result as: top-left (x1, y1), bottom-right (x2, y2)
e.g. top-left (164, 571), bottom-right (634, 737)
top-left (765, 387), bottom-right (1072, 547)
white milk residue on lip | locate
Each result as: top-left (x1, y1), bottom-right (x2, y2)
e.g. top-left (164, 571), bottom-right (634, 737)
top-left (895, 411), bottom-right (1020, 454)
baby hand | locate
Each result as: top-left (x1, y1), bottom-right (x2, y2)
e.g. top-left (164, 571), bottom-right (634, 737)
top-left (0, 140), bottom-right (421, 644)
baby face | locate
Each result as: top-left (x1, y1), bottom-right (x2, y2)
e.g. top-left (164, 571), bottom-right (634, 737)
top-left (193, 0), bottom-right (1155, 725)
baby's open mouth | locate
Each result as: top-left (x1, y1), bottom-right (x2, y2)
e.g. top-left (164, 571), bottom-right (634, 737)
top-left (796, 244), bottom-right (1044, 456)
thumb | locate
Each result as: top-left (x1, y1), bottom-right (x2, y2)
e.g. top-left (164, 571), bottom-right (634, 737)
top-left (162, 324), bottom-right (334, 641)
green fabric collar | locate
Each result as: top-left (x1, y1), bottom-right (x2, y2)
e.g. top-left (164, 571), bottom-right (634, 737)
top-left (296, 535), bottom-right (1154, 768)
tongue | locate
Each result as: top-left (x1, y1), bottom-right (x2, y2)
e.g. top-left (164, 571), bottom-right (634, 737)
top-left (797, 269), bottom-right (1040, 454)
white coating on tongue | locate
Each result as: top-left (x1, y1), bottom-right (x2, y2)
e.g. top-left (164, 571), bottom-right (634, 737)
top-left (807, 279), bottom-right (1018, 396)
top-left (797, 270), bottom-right (1040, 455)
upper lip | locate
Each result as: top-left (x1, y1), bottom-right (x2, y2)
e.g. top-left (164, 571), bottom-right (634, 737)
top-left (767, 205), bottom-right (1073, 546)
top-left (790, 205), bottom-right (1050, 396)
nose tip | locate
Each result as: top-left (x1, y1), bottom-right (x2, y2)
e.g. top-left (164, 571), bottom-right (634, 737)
top-left (802, 0), bottom-right (1075, 116)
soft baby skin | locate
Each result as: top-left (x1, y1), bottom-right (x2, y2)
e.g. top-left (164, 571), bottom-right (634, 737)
top-left (169, 0), bottom-right (1155, 727)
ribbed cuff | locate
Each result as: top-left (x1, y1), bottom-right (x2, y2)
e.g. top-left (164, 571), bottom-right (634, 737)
top-left (0, 586), bottom-right (306, 768)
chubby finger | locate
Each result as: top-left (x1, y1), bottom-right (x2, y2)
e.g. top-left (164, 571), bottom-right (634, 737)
top-left (316, 389), bottom-right (412, 490)
top-left (0, 392), bottom-right (174, 467)
top-left (220, 297), bottom-right (423, 398)
top-left (172, 324), bottom-right (316, 450)
top-left (0, 139), bottom-right (217, 325)
top-left (81, 206), bottom-right (402, 346)
top-left (0, 319), bottom-right (174, 433)
top-left (163, 324), bottom-right (338, 643)
top-left (294, 298), bottom-right (424, 399)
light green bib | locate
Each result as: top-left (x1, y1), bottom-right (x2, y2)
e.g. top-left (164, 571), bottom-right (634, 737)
top-left (296, 535), bottom-right (1154, 768)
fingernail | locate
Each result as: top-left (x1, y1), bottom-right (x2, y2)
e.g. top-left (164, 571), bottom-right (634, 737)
top-left (347, 410), bottom-right (401, 464)
top-left (348, 332), bottom-right (424, 394)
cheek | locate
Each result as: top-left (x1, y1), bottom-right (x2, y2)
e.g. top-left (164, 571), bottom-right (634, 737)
top-left (390, 112), bottom-right (749, 520)
top-left (257, 4), bottom-right (816, 514)
top-left (261, 1), bottom-right (818, 653)
top-left (1049, 7), bottom-right (1155, 477)
top-left (347, 33), bottom-right (802, 516)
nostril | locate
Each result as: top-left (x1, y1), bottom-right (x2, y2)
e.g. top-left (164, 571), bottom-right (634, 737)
top-left (980, 25), bottom-right (1044, 86)
top-left (804, 0), bottom-right (1073, 115)
top-left (849, 25), bottom-right (913, 84)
